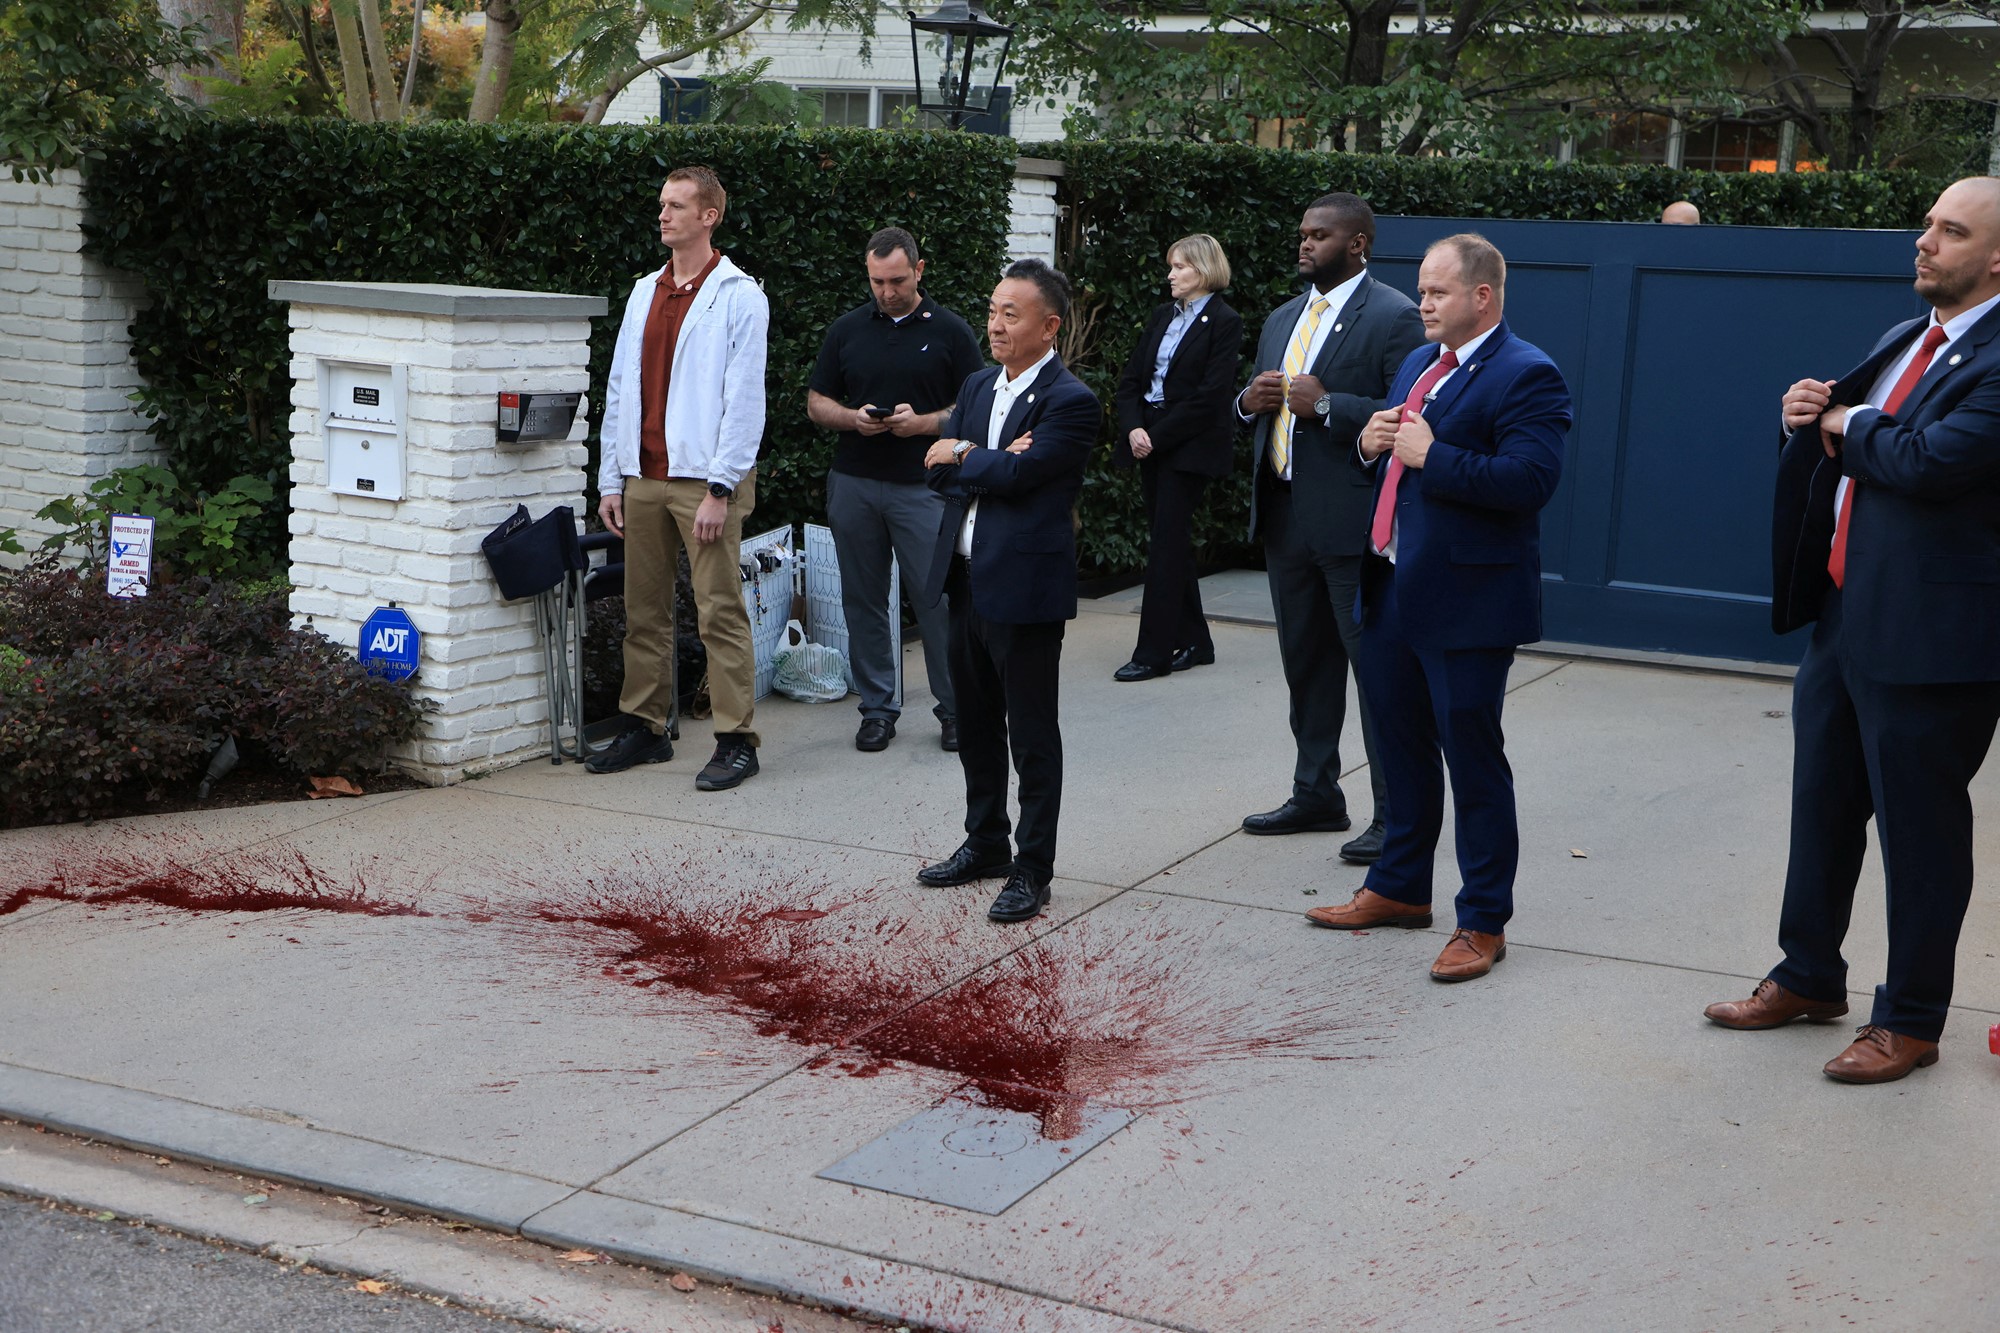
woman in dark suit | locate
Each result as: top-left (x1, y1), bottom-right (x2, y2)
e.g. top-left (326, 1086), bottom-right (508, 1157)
top-left (1110, 233), bottom-right (1244, 681)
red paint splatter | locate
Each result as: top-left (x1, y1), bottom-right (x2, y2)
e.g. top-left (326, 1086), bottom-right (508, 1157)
top-left (0, 836), bottom-right (428, 919)
top-left (499, 852), bottom-right (1389, 1137)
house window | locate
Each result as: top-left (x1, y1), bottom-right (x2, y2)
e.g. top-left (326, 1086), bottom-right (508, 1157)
top-left (799, 87), bottom-right (872, 128)
top-left (1572, 111), bottom-right (1675, 166)
top-left (1680, 117), bottom-right (1786, 172)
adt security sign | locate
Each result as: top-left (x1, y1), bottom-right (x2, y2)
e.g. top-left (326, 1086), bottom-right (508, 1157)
top-left (358, 606), bottom-right (420, 682)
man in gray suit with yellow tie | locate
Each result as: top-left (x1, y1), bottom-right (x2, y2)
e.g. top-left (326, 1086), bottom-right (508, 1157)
top-left (1239, 193), bottom-right (1426, 862)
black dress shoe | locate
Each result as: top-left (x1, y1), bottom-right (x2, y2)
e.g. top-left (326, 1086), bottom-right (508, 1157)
top-left (1241, 800), bottom-right (1352, 836)
top-left (939, 716), bottom-right (959, 752)
top-left (1113, 660), bottom-right (1171, 682)
top-left (1170, 645), bottom-right (1215, 671)
top-left (987, 869), bottom-right (1052, 922)
top-left (917, 842), bottom-right (1013, 887)
top-left (1339, 819), bottom-right (1386, 864)
top-left (856, 717), bottom-right (895, 751)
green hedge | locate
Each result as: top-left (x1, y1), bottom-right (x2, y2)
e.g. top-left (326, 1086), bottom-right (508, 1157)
top-left (1030, 140), bottom-right (1945, 575)
top-left (82, 120), bottom-right (1015, 560)
top-left (83, 125), bottom-right (1943, 580)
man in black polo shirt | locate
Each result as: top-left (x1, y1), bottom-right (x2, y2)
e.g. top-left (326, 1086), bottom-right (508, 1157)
top-left (807, 228), bottom-right (986, 752)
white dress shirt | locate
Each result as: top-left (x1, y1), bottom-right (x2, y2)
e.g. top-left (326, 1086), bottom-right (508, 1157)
top-left (958, 346), bottom-right (1057, 557)
top-left (1239, 268), bottom-right (1369, 480)
top-left (1832, 289), bottom-right (2000, 530)
top-left (1373, 322), bottom-right (1501, 563)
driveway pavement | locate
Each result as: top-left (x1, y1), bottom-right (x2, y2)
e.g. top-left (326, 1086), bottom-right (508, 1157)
top-left (3, 582), bottom-right (1996, 1331)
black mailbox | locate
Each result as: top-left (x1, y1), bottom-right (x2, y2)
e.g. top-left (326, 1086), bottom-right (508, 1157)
top-left (497, 391), bottom-right (582, 443)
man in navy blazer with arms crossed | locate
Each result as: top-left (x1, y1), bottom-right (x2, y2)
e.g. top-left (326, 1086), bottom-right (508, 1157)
top-left (1706, 176), bottom-right (2000, 1084)
top-left (915, 259), bottom-right (1101, 924)
top-left (1307, 233), bottom-right (1571, 984)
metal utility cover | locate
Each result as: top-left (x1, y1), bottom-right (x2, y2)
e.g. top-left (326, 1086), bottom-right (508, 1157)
top-left (818, 1092), bottom-right (1133, 1215)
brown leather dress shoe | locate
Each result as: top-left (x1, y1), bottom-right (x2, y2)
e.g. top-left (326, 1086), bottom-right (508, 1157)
top-left (1430, 929), bottom-right (1505, 981)
top-left (1823, 1025), bottom-right (1940, 1084)
top-left (1304, 888), bottom-right (1432, 930)
top-left (1703, 978), bottom-right (1849, 1030)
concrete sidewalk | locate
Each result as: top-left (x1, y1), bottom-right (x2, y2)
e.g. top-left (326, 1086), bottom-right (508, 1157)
top-left (3, 586), bottom-right (1998, 1331)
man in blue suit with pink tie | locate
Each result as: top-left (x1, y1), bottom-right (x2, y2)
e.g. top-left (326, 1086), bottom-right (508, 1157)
top-left (1303, 233), bottom-right (1572, 984)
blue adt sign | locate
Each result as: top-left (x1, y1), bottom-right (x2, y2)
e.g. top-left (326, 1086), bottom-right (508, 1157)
top-left (358, 606), bottom-right (420, 682)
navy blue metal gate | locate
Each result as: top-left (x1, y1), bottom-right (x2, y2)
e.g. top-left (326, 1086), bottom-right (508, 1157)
top-left (1369, 216), bottom-right (1925, 664)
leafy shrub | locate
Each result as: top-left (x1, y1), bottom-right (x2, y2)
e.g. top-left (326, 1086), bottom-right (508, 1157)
top-left (35, 465), bottom-right (280, 582)
top-left (1025, 139), bottom-right (1947, 574)
top-left (82, 120), bottom-right (1017, 560)
top-left (0, 564), bottom-right (426, 826)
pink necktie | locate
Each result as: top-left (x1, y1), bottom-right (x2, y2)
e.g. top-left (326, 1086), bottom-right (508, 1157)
top-left (1828, 324), bottom-right (1947, 588)
top-left (1369, 349), bottom-right (1459, 554)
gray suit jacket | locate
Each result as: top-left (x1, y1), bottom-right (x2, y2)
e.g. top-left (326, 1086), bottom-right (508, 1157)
top-left (1243, 271), bottom-right (1426, 553)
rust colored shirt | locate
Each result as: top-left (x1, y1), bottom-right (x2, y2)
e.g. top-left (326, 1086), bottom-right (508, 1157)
top-left (638, 248), bottom-right (723, 481)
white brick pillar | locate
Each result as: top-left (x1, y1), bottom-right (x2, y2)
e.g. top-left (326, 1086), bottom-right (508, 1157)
top-left (269, 281), bottom-right (607, 785)
top-left (1008, 157), bottom-right (1063, 266)
top-left (0, 168), bottom-right (158, 562)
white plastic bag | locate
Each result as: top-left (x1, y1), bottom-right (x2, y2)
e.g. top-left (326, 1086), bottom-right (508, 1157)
top-left (770, 619), bottom-right (851, 703)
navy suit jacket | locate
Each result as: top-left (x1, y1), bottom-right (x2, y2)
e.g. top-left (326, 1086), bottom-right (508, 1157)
top-left (1773, 302), bottom-right (2000, 683)
top-left (1360, 320), bottom-right (1572, 650)
top-left (1111, 297), bottom-right (1244, 477)
top-left (925, 355), bottom-right (1102, 624)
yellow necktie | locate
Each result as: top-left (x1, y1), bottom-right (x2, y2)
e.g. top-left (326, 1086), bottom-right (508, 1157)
top-left (1271, 295), bottom-right (1331, 476)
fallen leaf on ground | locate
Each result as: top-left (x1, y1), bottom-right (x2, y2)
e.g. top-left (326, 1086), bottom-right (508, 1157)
top-left (670, 1272), bottom-right (698, 1292)
top-left (308, 775), bottom-right (365, 799)
top-left (1569, 848), bottom-right (1589, 858)
top-left (354, 1280), bottom-right (389, 1294)
top-left (558, 1249), bottom-right (602, 1263)
top-left (92, 1211), bottom-right (116, 1222)
top-left (242, 1194), bottom-right (268, 1206)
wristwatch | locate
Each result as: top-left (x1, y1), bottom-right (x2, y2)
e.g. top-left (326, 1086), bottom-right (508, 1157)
top-left (952, 440), bottom-right (975, 461)
top-left (707, 482), bottom-right (733, 500)
top-left (1313, 391), bottom-right (1334, 420)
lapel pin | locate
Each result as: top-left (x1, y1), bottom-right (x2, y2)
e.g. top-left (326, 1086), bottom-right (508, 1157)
top-left (1027, 393), bottom-right (1036, 404)
top-left (922, 310), bottom-right (932, 319)
top-left (1335, 323), bottom-right (1343, 332)
top-left (1200, 314), bottom-right (1209, 323)
top-left (1949, 353), bottom-right (1962, 365)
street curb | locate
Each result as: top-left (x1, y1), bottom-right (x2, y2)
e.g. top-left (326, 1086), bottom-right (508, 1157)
top-left (0, 1064), bottom-right (571, 1231)
top-left (0, 1062), bottom-right (1166, 1333)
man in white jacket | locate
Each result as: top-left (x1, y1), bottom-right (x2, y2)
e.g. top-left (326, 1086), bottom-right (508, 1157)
top-left (591, 165), bottom-right (769, 790)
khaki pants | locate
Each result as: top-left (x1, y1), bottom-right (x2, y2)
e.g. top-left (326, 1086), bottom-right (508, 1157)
top-left (618, 472), bottom-right (759, 747)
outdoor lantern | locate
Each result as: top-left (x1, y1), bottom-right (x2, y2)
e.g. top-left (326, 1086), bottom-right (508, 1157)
top-left (908, 1), bottom-right (1014, 129)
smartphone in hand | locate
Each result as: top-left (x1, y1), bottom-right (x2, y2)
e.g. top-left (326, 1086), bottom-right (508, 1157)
top-left (864, 405), bottom-right (894, 419)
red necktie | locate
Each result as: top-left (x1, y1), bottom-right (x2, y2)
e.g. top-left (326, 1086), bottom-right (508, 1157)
top-left (1828, 324), bottom-right (1947, 588)
top-left (1369, 348), bottom-right (1459, 554)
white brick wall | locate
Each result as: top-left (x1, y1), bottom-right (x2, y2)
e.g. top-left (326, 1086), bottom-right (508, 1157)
top-left (1008, 162), bottom-right (1061, 265)
top-left (277, 285), bottom-right (603, 785)
top-left (0, 169), bottom-right (159, 563)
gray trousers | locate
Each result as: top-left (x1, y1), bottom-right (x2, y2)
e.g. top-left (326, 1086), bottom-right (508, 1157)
top-left (826, 470), bottom-right (956, 722)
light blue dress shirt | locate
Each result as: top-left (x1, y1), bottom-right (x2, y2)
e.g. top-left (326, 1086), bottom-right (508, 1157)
top-left (1146, 293), bottom-right (1213, 403)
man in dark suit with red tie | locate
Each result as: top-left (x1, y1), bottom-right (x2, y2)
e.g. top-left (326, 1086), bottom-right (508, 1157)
top-left (1705, 177), bottom-right (2000, 1084)
top-left (1305, 234), bottom-right (1571, 985)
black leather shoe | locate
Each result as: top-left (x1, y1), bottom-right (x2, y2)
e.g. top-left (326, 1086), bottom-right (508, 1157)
top-left (585, 718), bottom-right (672, 774)
top-left (1113, 660), bottom-right (1171, 682)
top-left (987, 869), bottom-right (1052, 923)
top-left (856, 717), bottom-right (895, 752)
top-left (1242, 800), bottom-right (1352, 836)
top-left (1339, 820), bottom-right (1386, 864)
top-left (917, 842), bottom-right (1013, 887)
top-left (939, 716), bottom-right (959, 752)
top-left (1170, 645), bottom-right (1215, 671)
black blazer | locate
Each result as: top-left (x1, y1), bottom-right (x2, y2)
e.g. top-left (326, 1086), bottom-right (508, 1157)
top-left (924, 355), bottom-right (1103, 624)
top-left (1772, 302), bottom-right (2000, 683)
top-left (1112, 297), bottom-right (1244, 477)
top-left (1243, 273), bottom-right (1426, 553)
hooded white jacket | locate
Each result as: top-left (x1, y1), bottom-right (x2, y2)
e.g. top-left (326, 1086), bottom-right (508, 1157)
top-left (598, 253), bottom-right (768, 495)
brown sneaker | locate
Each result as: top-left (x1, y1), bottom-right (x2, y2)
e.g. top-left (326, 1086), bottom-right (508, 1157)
top-left (1823, 1025), bottom-right (1939, 1084)
top-left (1703, 978), bottom-right (1849, 1030)
top-left (1304, 888), bottom-right (1432, 930)
top-left (1430, 929), bottom-right (1505, 982)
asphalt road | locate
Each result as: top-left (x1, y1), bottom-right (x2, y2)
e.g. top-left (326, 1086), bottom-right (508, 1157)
top-left (0, 1191), bottom-right (535, 1333)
